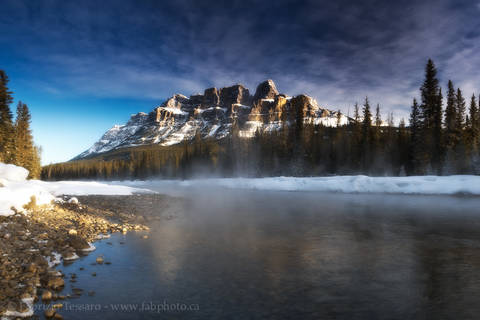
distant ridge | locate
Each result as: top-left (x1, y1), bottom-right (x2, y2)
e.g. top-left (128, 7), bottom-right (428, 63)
top-left (74, 80), bottom-right (349, 160)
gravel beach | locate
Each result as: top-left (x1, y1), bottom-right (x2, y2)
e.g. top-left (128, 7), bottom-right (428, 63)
top-left (0, 194), bottom-right (183, 319)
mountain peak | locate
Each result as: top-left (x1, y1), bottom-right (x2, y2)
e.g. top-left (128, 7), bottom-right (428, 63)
top-left (74, 80), bottom-right (350, 160)
top-left (253, 79), bottom-right (279, 101)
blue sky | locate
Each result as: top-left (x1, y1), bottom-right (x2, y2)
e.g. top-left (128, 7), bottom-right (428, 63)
top-left (1, 0), bottom-right (480, 164)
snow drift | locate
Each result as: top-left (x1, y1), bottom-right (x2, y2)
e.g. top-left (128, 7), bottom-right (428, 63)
top-left (0, 163), bottom-right (152, 216)
top-left (0, 163), bottom-right (55, 216)
top-left (0, 162), bottom-right (29, 181)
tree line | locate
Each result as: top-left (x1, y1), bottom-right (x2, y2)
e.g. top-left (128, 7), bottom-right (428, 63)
top-left (0, 70), bottom-right (41, 178)
top-left (42, 59), bottom-right (480, 180)
top-left (409, 59), bottom-right (480, 174)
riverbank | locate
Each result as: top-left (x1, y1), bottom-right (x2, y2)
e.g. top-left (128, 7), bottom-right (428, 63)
top-left (0, 194), bottom-right (181, 319)
top-left (18, 190), bottom-right (480, 320)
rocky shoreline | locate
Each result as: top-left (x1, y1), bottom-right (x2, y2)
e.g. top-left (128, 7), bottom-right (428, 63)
top-left (0, 194), bottom-right (181, 319)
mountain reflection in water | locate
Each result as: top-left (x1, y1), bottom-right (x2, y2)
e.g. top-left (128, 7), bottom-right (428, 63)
top-left (53, 191), bottom-right (480, 319)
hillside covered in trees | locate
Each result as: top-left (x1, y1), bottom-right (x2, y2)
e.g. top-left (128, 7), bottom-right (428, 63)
top-left (0, 70), bottom-right (41, 178)
top-left (43, 60), bottom-right (480, 180)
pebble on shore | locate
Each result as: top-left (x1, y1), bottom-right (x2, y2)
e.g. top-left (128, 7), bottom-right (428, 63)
top-left (0, 197), bottom-right (149, 318)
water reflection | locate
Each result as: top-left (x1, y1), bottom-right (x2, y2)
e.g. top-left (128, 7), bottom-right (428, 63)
top-left (52, 191), bottom-right (480, 319)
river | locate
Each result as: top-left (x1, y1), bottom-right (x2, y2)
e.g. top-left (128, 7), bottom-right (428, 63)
top-left (41, 190), bottom-right (480, 319)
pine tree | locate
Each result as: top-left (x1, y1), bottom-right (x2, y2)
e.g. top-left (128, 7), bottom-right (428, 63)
top-left (375, 104), bottom-right (382, 127)
top-left (371, 104), bottom-right (383, 173)
top-left (408, 98), bottom-right (422, 174)
top-left (353, 103), bottom-right (360, 124)
top-left (14, 101), bottom-right (30, 166)
top-left (29, 146), bottom-right (42, 179)
top-left (419, 59), bottom-right (443, 173)
top-left (444, 80), bottom-right (457, 149)
top-left (397, 118), bottom-right (409, 175)
top-left (455, 88), bottom-right (466, 130)
top-left (362, 97), bottom-right (372, 138)
top-left (374, 104), bottom-right (382, 146)
top-left (433, 87), bottom-right (444, 172)
top-left (360, 97), bottom-right (372, 171)
top-left (467, 94), bottom-right (479, 157)
top-left (351, 102), bottom-right (362, 170)
top-left (453, 88), bottom-right (468, 172)
top-left (14, 102), bottom-right (41, 178)
top-left (0, 70), bottom-right (15, 163)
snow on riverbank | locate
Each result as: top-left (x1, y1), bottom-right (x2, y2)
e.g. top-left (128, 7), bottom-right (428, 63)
top-left (32, 180), bottom-right (154, 197)
top-left (0, 163), bottom-right (153, 216)
top-left (124, 175), bottom-right (480, 196)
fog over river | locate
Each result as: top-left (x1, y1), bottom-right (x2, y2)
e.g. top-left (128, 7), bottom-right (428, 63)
top-left (49, 189), bottom-right (480, 319)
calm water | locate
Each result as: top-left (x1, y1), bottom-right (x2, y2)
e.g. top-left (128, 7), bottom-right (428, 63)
top-left (40, 191), bottom-right (480, 319)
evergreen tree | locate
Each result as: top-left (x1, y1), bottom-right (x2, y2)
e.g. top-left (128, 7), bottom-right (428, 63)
top-left (0, 70), bottom-right (14, 163)
top-left (360, 97), bottom-right (372, 171)
top-left (468, 95), bottom-right (478, 133)
top-left (361, 97), bottom-right (372, 138)
top-left (30, 146), bottom-right (42, 179)
top-left (408, 98), bottom-right (422, 174)
top-left (351, 102), bottom-right (362, 170)
top-left (375, 104), bottom-right (382, 127)
top-left (396, 118), bottom-right (409, 175)
top-left (14, 102), bottom-right (41, 178)
top-left (467, 94), bottom-right (479, 160)
top-left (419, 59), bottom-right (443, 173)
top-left (433, 87), bottom-right (444, 172)
top-left (444, 80), bottom-right (457, 149)
top-left (371, 104), bottom-right (383, 173)
top-left (353, 103), bottom-right (360, 124)
top-left (453, 88), bottom-right (468, 172)
top-left (455, 88), bottom-right (466, 130)
top-left (374, 104), bottom-right (382, 147)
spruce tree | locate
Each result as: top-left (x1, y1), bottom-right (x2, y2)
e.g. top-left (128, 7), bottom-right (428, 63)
top-left (419, 59), bottom-right (443, 173)
top-left (444, 80), bottom-right (457, 149)
top-left (14, 101), bottom-right (41, 178)
top-left (433, 87), bottom-right (443, 173)
top-left (29, 146), bottom-right (42, 179)
top-left (420, 60), bottom-right (439, 127)
top-left (397, 118), bottom-right (409, 175)
top-left (375, 104), bottom-right (382, 127)
top-left (374, 104), bottom-right (382, 146)
top-left (360, 97), bottom-right (372, 171)
top-left (362, 97), bottom-right (372, 138)
top-left (469, 94), bottom-right (477, 129)
top-left (468, 94), bottom-right (478, 155)
top-left (362, 97), bottom-right (372, 125)
top-left (454, 88), bottom-right (468, 172)
top-left (408, 98), bottom-right (422, 174)
top-left (0, 70), bottom-right (15, 163)
top-left (353, 103), bottom-right (360, 124)
top-left (351, 102), bottom-right (362, 170)
top-left (455, 88), bottom-right (466, 130)
top-left (371, 104), bottom-right (383, 172)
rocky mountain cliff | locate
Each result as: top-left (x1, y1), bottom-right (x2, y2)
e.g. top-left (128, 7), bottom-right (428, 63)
top-left (75, 80), bottom-right (349, 160)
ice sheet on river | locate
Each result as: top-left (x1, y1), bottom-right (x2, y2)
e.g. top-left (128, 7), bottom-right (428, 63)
top-left (124, 175), bottom-right (480, 196)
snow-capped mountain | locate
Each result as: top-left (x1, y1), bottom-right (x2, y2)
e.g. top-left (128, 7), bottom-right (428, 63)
top-left (75, 80), bottom-right (349, 160)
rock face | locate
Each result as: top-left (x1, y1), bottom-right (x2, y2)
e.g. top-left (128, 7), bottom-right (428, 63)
top-left (74, 80), bottom-right (350, 159)
top-left (253, 79), bottom-right (279, 102)
top-left (203, 88), bottom-right (220, 106)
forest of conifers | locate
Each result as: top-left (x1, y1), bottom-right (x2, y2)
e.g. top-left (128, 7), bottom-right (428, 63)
top-left (0, 70), bottom-right (41, 178)
top-left (42, 60), bottom-right (480, 180)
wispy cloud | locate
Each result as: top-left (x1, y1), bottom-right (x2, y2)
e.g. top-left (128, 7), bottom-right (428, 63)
top-left (2, 0), bottom-right (480, 123)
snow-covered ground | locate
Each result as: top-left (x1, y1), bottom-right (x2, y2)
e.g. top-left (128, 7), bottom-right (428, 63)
top-left (123, 175), bottom-right (480, 196)
top-left (3, 161), bottom-right (480, 216)
top-left (0, 163), bottom-right (152, 216)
